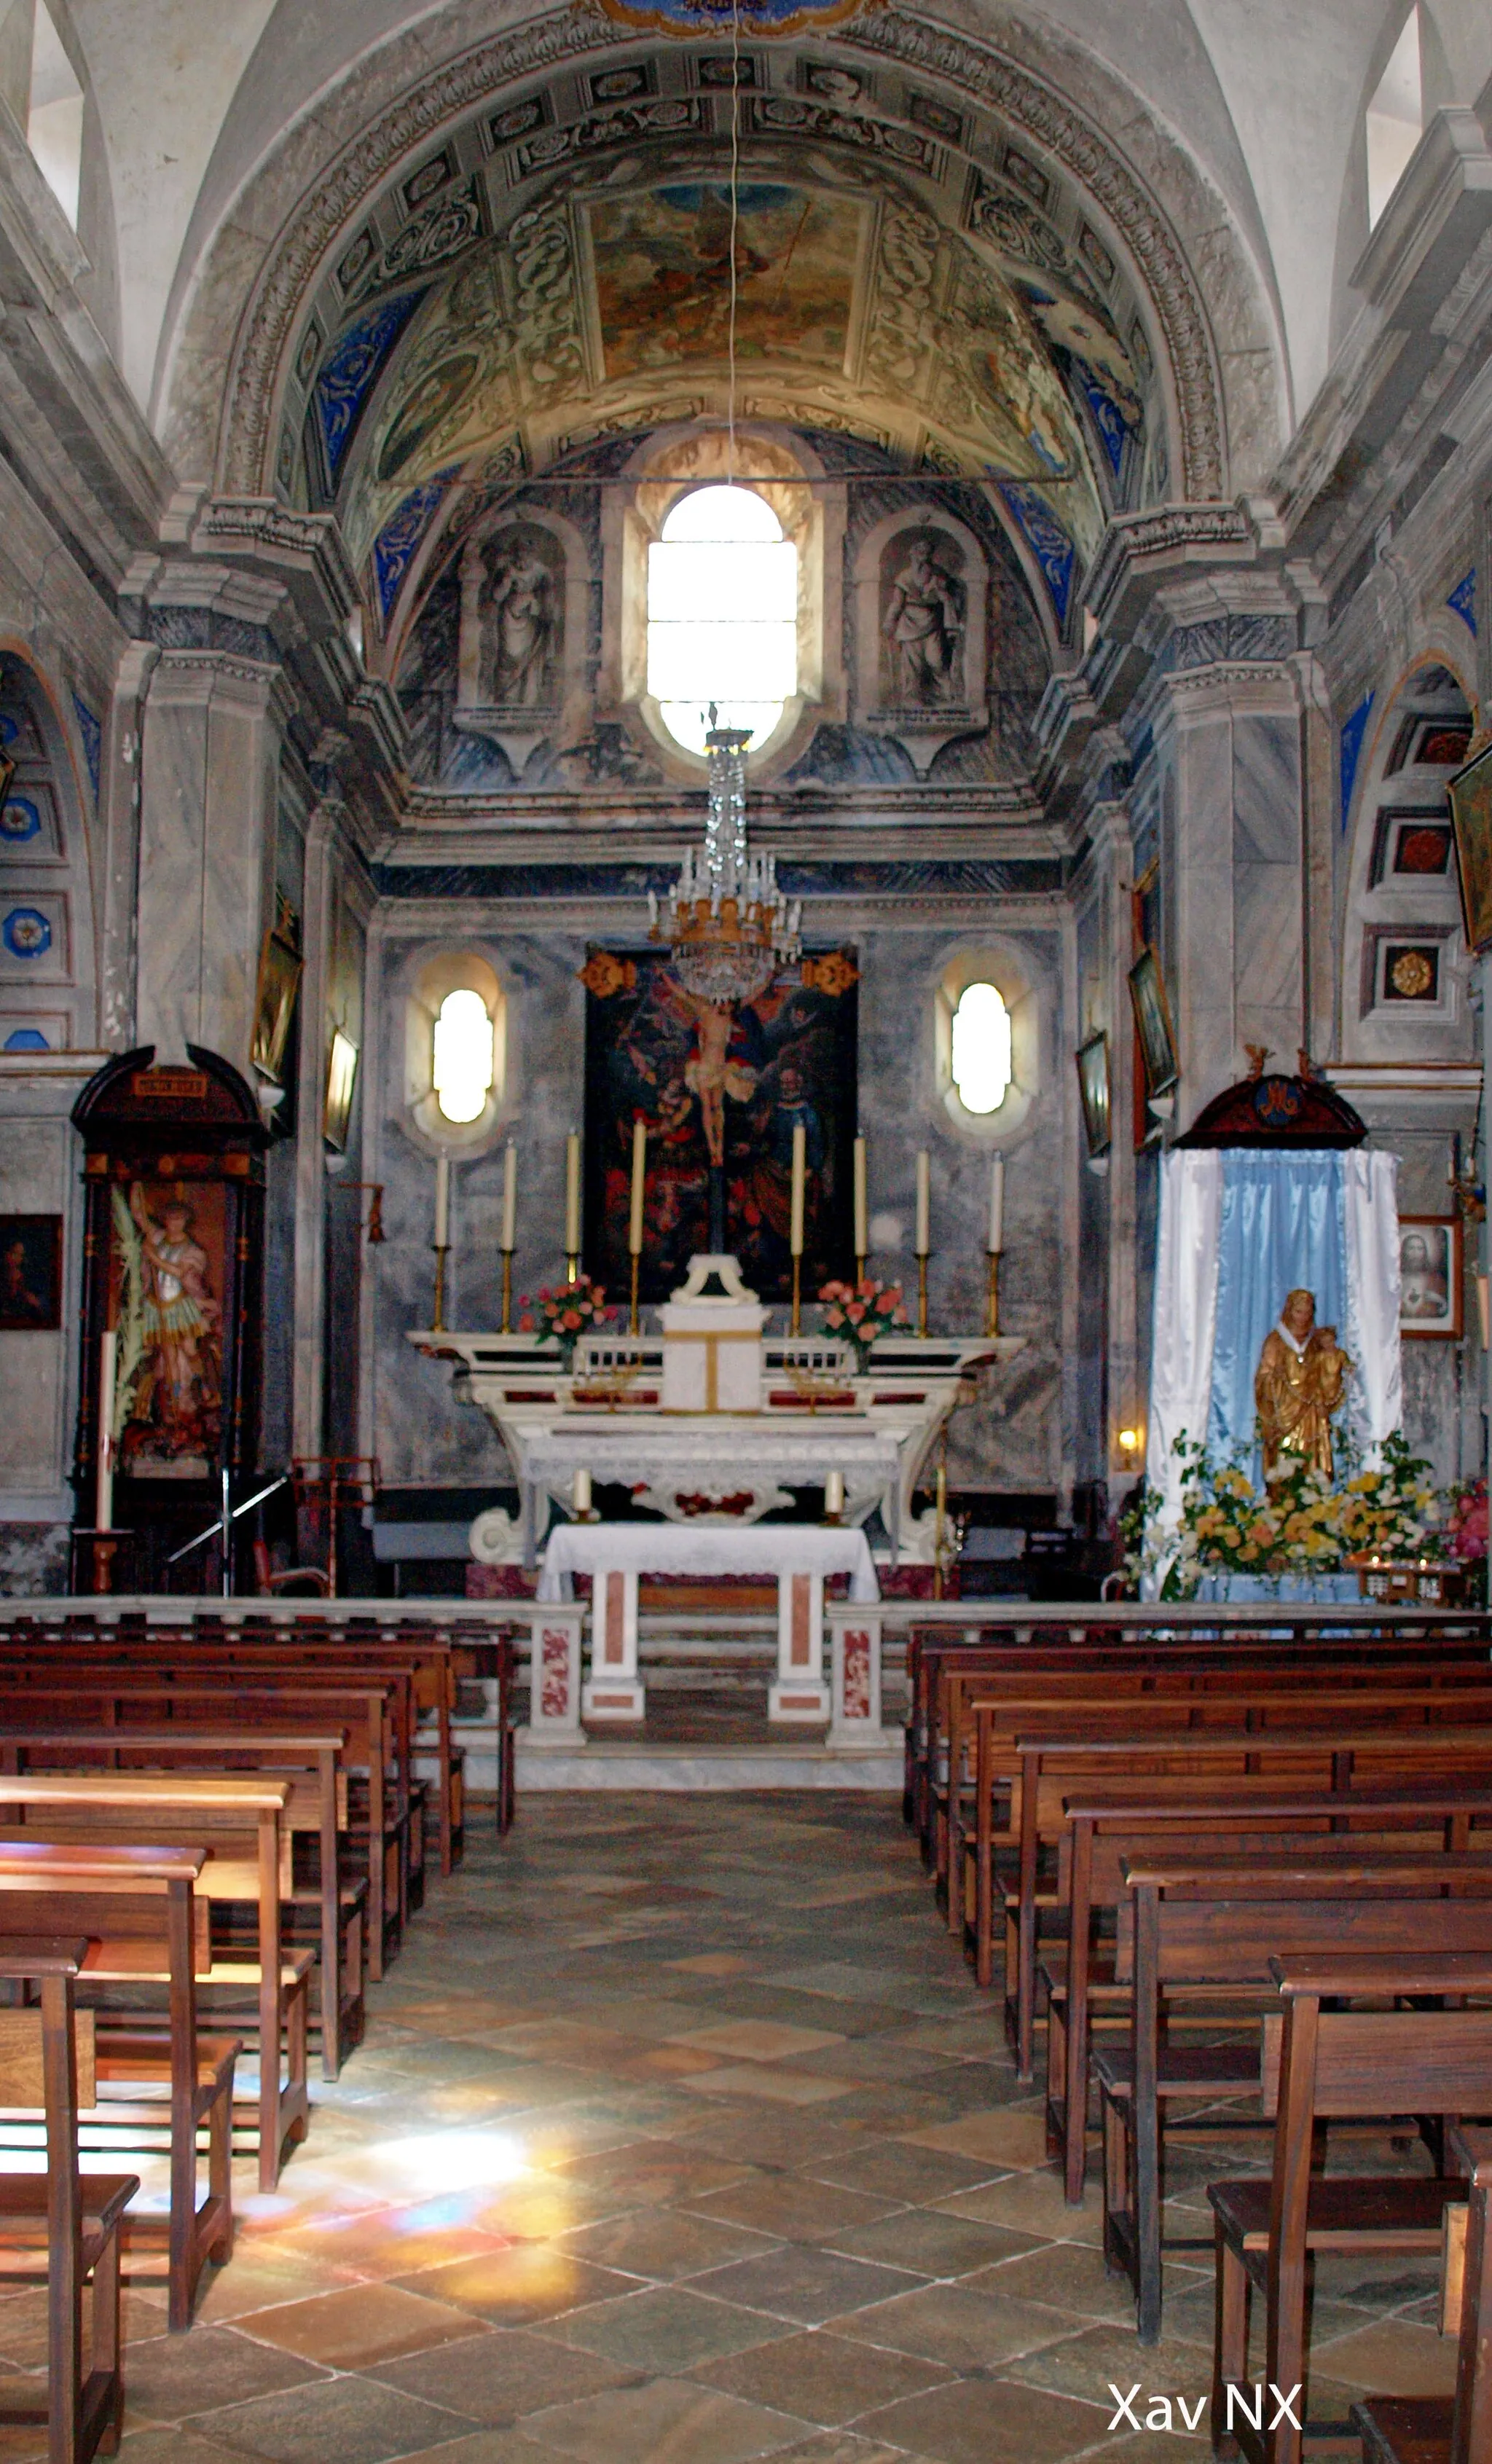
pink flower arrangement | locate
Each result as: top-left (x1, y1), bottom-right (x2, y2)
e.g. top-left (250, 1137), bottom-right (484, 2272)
top-left (519, 1274), bottom-right (612, 1361)
top-left (817, 1276), bottom-right (907, 1366)
top-left (1448, 1475), bottom-right (1488, 1563)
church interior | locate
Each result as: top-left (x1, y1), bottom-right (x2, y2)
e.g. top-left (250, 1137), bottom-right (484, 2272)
top-left (3, 0), bottom-right (1492, 2456)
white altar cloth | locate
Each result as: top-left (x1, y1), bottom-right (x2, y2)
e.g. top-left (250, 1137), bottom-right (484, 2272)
top-left (538, 1520), bottom-right (877, 1724)
top-left (537, 1522), bottom-right (879, 1603)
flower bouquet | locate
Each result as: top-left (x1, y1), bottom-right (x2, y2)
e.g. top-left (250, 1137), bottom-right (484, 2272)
top-left (817, 1276), bottom-right (908, 1373)
top-left (1135, 1429), bottom-right (1442, 1598)
top-left (518, 1274), bottom-right (612, 1368)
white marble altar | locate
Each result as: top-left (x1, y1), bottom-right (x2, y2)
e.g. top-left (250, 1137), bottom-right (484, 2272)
top-left (658, 1253), bottom-right (768, 1414)
top-left (538, 1520), bottom-right (878, 1723)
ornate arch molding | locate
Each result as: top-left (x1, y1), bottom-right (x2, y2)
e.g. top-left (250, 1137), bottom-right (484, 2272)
top-left (206, 0), bottom-right (1250, 509)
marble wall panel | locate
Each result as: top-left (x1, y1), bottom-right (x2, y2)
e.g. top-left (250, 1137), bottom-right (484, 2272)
top-left (0, 1117), bottom-right (71, 1499)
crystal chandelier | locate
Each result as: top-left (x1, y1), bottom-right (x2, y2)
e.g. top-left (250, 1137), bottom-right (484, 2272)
top-left (649, 707), bottom-right (801, 1006)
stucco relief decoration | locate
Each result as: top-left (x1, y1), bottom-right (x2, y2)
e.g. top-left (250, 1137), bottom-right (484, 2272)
top-left (854, 509), bottom-right (989, 773)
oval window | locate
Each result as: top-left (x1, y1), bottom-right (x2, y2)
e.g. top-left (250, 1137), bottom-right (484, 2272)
top-left (646, 484), bottom-right (798, 756)
top-left (432, 987), bottom-right (495, 1124)
top-left (950, 981), bottom-right (1012, 1115)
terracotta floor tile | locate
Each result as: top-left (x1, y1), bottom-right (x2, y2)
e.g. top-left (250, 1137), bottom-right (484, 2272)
top-left (552, 2140), bottom-right (750, 2205)
top-left (557, 2205), bottom-right (780, 2283)
top-left (186, 2372), bottom-right (473, 2463)
top-left (1002, 2320), bottom-right (1214, 2409)
top-left (693, 2326), bottom-right (954, 2423)
top-left (524, 2376), bottom-right (806, 2463)
top-left (805, 2141), bottom-right (1008, 2203)
top-left (235, 2280), bottom-right (487, 2368)
top-left (825, 2208), bottom-right (1037, 2279)
top-left (855, 2375), bottom-right (1109, 2464)
top-left (900, 2106), bottom-right (1051, 2169)
top-left (367, 2324), bottom-right (640, 2422)
top-left (1305, 2316), bottom-right (1460, 2397)
top-left (686, 2176), bottom-right (900, 2243)
top-left (122, 2326), bottom-right (326, 2423)
top-left (670, 2021), bottom-right (847, 2063)
top-left (834, 2280), bottom-right (1084, 2370)
top-left (693, 2245), bottom-right (924, 2325)
top-left (548, 2283), bottom-right (790, 2372)
top-left (392, 2243), bottom-right (637, 2325)
top-left (683, 2064), bottom-right (864, 2106)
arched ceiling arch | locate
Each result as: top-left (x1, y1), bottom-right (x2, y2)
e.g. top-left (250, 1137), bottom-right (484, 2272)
top-left (184, 4), bottom-right (1286, 537)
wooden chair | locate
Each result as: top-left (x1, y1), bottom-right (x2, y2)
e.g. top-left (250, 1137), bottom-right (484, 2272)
top-left (1353, 2123), bottom-right (1492, 2464)
top-left (1209, 1953), bottom-right (1492, 2464)
top-left (0, 1939), bottom-right (136, 2464)
top-left (0, 1843), bottom-right (238, 2329)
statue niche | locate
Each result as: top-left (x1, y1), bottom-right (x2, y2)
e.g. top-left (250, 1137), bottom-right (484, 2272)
top-left (454, 516), bottom-right (580, 772)
top-left (853, 508), bottom-right (989, 776)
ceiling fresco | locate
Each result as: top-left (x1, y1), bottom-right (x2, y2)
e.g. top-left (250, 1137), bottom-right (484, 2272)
top-left (278, 36), bottom-right (1170, 656)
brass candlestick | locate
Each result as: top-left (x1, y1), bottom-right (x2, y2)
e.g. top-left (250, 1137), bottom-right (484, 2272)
top-left (854, 1253), bottom-right (866, 1284)
top-left (629, 1253), bottom-right (640, 1335)
top-left (986, 1250), bottom-right (1001, 1338)
top-left (916, 1254), bottom-right (929, 1337)
top-left (565, 1252), bottom-right (580, 1286)
top-left (500, 1249), bottom-right (514, 1334)
top-left (791, 1255), bottom-right (802, 1335)
top-left (432, 1245), bottom-right (450, 1333)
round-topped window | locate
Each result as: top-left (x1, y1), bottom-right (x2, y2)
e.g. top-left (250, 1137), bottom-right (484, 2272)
top-left (646, 484), bottom-right (798, 756)
top-left (951, 981), bottom-right (1013, 1115)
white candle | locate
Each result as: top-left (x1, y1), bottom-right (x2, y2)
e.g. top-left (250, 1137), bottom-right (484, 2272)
top-left (573, 1467), bottom-right (592, 1516)
top-left (790, 1122), bottom-right (806, 1257)
top-left (988, 1153), bottom-right (1005, 1254)
top-left (501, 1142), bottom-right (517, 1251)
top-left (825, 1469), bottom-right (844, 1517)
top-left (95, 1329), bottom-right (116, 1533)
top-left (629, 1118), bottom-right (647, 1257)
top-left (565, 1130), bottom-right (581, 1257)
top-left (853, 1137), bottom-right (868, 1260)
top-left (434, 1153), bottom-right (449, 1249)
top-left (915, 1150), bottom-right (930, 1257)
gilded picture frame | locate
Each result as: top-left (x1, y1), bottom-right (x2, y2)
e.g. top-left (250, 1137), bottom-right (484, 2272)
top-left (1127, 945), bottom-right (1179, 1098)
top-left (1074, 1032), bottom-right (1111, 1156)
top-left (1397, 1212), bottom-right (1462, 1340)
top-left (250, 909), bottom-right (302, 1086)
top-left (1449, 739), bottom-right (1492, 954)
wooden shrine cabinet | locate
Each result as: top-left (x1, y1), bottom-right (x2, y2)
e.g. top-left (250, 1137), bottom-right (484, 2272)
top-left (71, 1047), bottom-right (268, 1590)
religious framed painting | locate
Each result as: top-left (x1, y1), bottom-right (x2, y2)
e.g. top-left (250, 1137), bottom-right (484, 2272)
top-left (1127, 946), bottom-right (1179, 1099)
top-left (1074, 1032), bottom-right (1111, 1158)
top-left (249, 898), bottom-right (302, 1086)
top-left (323, 1029), bottom-right (359, 1154)
top-left (1397, 1214), bottom-right (1461, 1338)
top-left (0, 1213), bottom-right (61, 1329)
top-left (581, 944), bottom-right (859, 1303)
top-left (1449, 739), bottom-right (1492, 954)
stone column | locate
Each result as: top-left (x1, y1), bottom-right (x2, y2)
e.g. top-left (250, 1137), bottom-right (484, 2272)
top-left (290, 796), bottom-right (341, 1460)
top-left (1088, 801), bottom-right (1140, 1476)
top-left (136, 641), bottom-right (292, 1070)
top-left (96, 640), bottom-right (158, 1051)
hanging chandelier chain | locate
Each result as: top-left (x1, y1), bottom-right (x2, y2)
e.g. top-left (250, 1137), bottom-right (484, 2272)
top-left (727, 0), bottom-right (740, 487)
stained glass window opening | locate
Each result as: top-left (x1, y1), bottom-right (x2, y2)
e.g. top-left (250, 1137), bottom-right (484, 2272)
top-left (648, 484), bottom-right (798, 756)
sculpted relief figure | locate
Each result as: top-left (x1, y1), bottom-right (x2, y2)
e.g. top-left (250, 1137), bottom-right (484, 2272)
top-left (1255, 1288), bottom-right (1351, 1485)
top-left (882, 535), bottom-right (965, 708)
top-left (486, 539), bottom-right (556, 707)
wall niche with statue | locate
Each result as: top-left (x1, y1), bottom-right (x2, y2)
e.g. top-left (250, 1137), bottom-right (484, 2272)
top-left (852, 509), bottom-right (989, 776)
top-left (452, 509), bottom-right (590, 775)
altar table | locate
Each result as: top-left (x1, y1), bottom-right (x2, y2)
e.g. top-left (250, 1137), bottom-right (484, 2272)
top-left (538, 1521), bottom-right (879, 1724)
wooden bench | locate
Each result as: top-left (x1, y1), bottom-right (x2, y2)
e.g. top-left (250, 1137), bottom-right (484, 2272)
top-left (1354, 2122), bottom-right (1492, 2464)
top-left (1048, 1783), bottom-right (1492, 2206)
top-left (1209, 1953), bottom-right (1492, 2464)
top-left (0, 1844), bottom-right (237, 2330)
top-left (0, 1775), bottom-right (313, 2190)
top-left (0, 1727), bottom-right (361, 2081)
top-left (1097, 1854), bottom-right (1492, 2342)
top-left (0, 1938), bottom-right (136, 2464)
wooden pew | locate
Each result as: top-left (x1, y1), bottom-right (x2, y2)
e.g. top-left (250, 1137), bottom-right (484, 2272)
top-left (1099, 1854), bottom-right (1492, 2343)
top-left (0, 1775), bottom-right (312, 2190)
top-left (1048, 1783), bottom-right (1492, 2206)
top-left (0, 1844), bottom-right (237, 2330)
top-left (1005, 1724), bottom-right (1492, 2082)
top-left (0, 1938), bottom-right (136, 2464)
top-left (1209, 1953), bottom-right (1492, 2464)
top-left (0, 1676), bottom-right (403, 1981)
top-left (1353, 2123), bottom-right (1492, 2464)
top-left (0, 1727), bottom-right (360, 2082)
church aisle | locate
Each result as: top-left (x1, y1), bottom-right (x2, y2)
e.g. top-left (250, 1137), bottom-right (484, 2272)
top-left (0, 1797), bottom-right (1458, 2464)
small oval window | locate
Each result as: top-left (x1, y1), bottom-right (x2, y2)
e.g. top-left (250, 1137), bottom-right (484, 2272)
top-left (432, 987), bottom-right (495, 1124)
top-left (950, 981), bottom-right (1012, 1115)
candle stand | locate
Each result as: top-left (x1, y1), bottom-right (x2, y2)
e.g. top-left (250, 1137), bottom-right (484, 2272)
top-left (565, 1252), bottom-right (580, 1286)
top-left (629, 1254), bottom-right (640, 1335)
top-left (986, 1250), bottom-right (1001, 1338)
top-left (916, 1254), bottom-right (929, 1338)
top-left (500, 1249), bottom-right (514, 1334)
top-left (855, 1253), bottom-right (866, 1283)
top-left (432, 1245), bottom-right (450, 1333)
top-left (790, 1255), bottom-right (802, 1335)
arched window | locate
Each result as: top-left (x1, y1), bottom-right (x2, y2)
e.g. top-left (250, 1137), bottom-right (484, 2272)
top-left (1367, 9), bottom-right (1422, 227)
top-left (950, 981), bottom-right (1013, 1115)
top-left (24, 1), bottom-right (83, 227)
top-left (646, 485), bottom-right (797, 757)
top-left (432, 988), bottom-right (495, 1124)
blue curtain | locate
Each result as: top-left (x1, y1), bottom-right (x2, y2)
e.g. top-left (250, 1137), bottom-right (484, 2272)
top-left (1206, 1152), bottom-right (1348, 1474)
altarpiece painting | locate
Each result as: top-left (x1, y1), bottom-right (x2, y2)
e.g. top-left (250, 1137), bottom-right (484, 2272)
top-left (582, 947), bottom-right (858, 1303)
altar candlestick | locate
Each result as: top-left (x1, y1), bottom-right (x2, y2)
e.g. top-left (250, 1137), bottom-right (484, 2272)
top-left (95, 1329), bottom-right (116, 1534)
top-left (790, 1121), bottom-right (806, 1335)
top-left (501, 1142), bottom-right (517, 1252)
top-left (824, 1469), bottom-right (844, 1521)
top-left (434, 1153), bottom-right (450, 1249)
top-left (852, 1137), bottom-right (868, 1276)
top-left (914, 1150), bottom-right (930, 1256)
top-left (565, 1130), bottom-right (581, 1279)
top-left (573, 1467), bottom-right (592, 1518)
top-left (988, 1153), bottom-right (1005, 1254)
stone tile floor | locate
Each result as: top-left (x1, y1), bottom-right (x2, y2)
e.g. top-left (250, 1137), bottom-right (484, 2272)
top-left (0, 1794), bottom-right (1460, 2460)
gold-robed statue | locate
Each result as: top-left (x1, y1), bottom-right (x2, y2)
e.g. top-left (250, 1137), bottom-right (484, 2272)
top-left (1255, 1288), bottom-right (1352, 1484)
